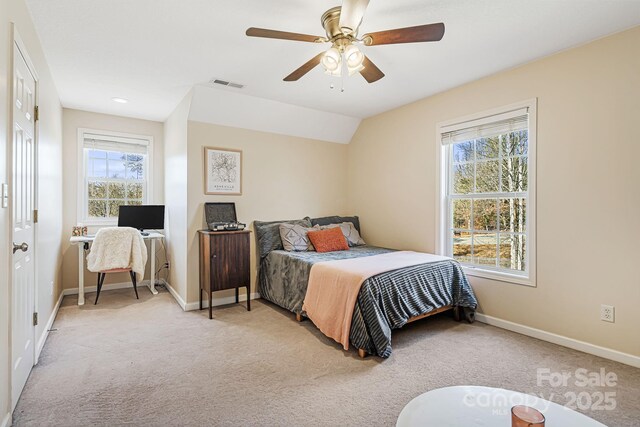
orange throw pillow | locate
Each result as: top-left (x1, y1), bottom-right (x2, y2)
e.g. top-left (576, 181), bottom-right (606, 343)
top-left (307, 227), bottom-right (349, 253)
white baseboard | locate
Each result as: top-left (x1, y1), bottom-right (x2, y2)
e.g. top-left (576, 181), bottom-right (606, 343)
top-left (164, 281), bottom-right (187, 310)
top-left (184, 292), bottom-right (261, 312)
top-left (162, 280), bottom-right (260, 312)
top-left (62, 279), bottom-right (259, 313)
top-left (475, 313), bottom-right (640, 369)
top-left (35, 290), bottom-right (64, 363)
top-left (1, 412), bottom-right (10, 427)
top-left (62, 279), bottom-right (158, 296)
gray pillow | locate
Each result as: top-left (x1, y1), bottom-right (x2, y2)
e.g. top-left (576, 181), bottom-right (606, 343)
top-left (307, 215), bottom-right (361, 233)
top-left (279, 223), bottom-right (319, 251)
top-left (319, 222), bottom-right (366, 247)
top-left (254, 218), bottom-right (312, 259)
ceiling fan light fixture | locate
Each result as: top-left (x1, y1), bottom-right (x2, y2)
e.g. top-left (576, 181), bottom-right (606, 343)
top-left (321, 47), bottom-right (342, 73)
top-left (344, 44), bottom-right (364, 69)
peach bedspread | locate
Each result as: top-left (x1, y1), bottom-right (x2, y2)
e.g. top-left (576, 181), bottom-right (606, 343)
top-left (302, 251), bottom-right (451, 350)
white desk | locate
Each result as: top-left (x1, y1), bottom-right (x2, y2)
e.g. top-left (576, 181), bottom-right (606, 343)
top-left (397, 386), bottom-right (605, 426)
top-left (69, 232), bottom-right (164, 306)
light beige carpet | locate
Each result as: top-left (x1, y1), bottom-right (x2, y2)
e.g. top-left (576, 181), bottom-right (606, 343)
top-left (13, 288), bottom-right (640, 426)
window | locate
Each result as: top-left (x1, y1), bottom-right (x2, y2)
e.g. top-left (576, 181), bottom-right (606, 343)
top-left (78, 129), bottom-right (153, 225)
top-left (438, 100), bottom-right (536, 286)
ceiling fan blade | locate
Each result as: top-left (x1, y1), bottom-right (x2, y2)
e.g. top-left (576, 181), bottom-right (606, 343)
top-left (339, 0), bottom-right (370, 35)
top-left (359, 56), bottom-right (385, 83)
top-left (246, 27), bottom-right (324, 43)
top-left (284, 52), bottom-right (325, 81)
top-left (362, 22), bottom-right (445, 46)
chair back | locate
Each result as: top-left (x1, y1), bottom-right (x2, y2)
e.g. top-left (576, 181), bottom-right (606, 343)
top-left (86, 227), bottom-right (147, 274)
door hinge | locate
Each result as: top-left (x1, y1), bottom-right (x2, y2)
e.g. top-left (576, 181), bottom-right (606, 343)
top-left (34, 105), bottom-right (39, 121)
top-left (33, 312), bottom-right (38, 326)
top-left (33, 209), bottom-right (38, 223)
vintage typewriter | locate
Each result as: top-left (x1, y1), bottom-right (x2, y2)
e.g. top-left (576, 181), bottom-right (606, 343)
top-left (204, 202), bottom-right (246, 232)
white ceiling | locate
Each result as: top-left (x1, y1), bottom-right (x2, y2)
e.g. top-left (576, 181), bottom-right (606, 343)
top-left (26, 0), bottom-right (640, 123)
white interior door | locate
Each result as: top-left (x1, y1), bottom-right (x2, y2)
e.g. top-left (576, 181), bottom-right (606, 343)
top-left (11, 42), bottom-right (37, 411)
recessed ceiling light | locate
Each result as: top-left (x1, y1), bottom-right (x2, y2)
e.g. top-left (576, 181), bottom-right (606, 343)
top-left (112, 97), bottom-right (128, 104)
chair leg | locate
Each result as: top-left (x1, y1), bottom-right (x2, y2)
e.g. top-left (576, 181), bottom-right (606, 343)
top-left (130, 271), bottom-right (139, 299)
top-left (209, 291), bottom-right (213, 319)
top-left (94, 273), bottom-right (105, 305)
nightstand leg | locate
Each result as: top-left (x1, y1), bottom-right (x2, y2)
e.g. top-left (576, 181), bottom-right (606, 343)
top-left (209, 291), bottom-right (213, 319)
top-left (199, 288), bottom-right (202, 310)
top-left (246, 285), bottom-right (251, 311)
top-left (235, 287), bottom-right (239, 304)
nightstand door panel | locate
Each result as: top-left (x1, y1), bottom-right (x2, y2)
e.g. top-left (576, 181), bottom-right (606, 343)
top-left (210, 233), bottom-right (250, 291)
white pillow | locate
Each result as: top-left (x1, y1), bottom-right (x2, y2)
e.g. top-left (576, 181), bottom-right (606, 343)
top-left (320, 222), bottom-right (365, 247)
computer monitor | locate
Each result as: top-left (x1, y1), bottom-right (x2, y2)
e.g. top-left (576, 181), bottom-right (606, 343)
top-left (118, 205), bottom-right (165, 232)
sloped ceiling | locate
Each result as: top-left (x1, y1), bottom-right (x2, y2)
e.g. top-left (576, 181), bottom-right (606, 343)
top-left (188, 85), bottom-right (361, 143)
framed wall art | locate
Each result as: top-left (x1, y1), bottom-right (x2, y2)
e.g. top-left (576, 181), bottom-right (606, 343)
top-left (204, 147), bottom-right (242, 195)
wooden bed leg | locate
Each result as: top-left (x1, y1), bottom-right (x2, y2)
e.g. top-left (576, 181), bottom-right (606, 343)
top-left (358, 348), bottom-right (367, 359)
top-left (463, 307), bottom-right (476, 324)
top-left (295, 313), bottom-right (303, 322)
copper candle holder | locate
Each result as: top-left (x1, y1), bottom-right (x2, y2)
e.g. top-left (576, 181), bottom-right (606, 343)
top-left (511, 405), bottom-right (545, 427)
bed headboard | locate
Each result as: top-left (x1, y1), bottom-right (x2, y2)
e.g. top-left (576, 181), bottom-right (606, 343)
top-left (253, 218), bottom-right (312, 259)
top-left (307, 215), bottom-right (361, 234)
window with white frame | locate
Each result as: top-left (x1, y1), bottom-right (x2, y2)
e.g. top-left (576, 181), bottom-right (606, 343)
top-left (78, 129), bottom-right (153, 224)
top-left (438, 100), bottom-right (536, 285)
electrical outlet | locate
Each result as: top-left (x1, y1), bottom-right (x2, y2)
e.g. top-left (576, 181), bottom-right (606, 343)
top-left (600, 305), bottom-right (615, 323)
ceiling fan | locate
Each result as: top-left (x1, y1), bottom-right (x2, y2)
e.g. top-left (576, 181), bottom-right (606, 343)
top-left (246, 0), bottom-right (445, 83)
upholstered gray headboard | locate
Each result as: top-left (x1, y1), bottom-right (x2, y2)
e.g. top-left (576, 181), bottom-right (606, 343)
top-left (306, 215), bottom-right (361, 234)
top-left (253, 218), bottom-right (312, 259)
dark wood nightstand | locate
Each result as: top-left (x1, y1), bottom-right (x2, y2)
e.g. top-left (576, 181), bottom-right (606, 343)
top-left (198, 230), bottom-right (251, 319)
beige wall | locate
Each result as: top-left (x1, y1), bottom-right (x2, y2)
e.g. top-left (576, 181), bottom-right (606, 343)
top-left (181, 121), bottom-right (349, 305)
top-left (163, 92), bottom-right (191, 303)
top-left (60, 108), bottom-right (165, 290)
top-left (1, 0), bottom-right (64, 420)
top-left (347, 26), bottom-right (640, 357)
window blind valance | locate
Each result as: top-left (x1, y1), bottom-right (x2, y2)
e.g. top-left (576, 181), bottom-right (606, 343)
top-left (83, 133), bottom-right (149, 154)
top-left (441, 107), bottom-right (528, 145)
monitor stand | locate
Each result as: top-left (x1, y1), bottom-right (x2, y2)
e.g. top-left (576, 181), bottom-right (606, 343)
top-left (139, 229), bottom-right (150, 236)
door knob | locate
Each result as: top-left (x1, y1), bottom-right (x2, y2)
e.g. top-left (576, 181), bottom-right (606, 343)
top-left (13, 242), bottom-right (28, 254)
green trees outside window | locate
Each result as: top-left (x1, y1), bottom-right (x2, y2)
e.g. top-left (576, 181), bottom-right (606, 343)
top-left (86, 150), bottom-right (145, 218)
top-left (450, 130), bottom-right (528, 272)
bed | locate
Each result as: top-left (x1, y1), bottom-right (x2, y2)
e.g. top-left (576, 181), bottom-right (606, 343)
top-left (255, 216), bottom-right (478, 358)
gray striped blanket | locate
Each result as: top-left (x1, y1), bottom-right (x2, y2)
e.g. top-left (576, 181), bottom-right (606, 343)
top-left (259, 246), bottom-right (477, 357)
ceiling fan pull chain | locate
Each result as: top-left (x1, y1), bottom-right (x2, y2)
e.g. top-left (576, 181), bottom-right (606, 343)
top-left (341, 53), bottom-right (346, 92)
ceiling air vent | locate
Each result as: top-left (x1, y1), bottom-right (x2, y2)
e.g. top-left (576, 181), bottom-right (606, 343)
top-left (210, 79), bottom-right (244, 89)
